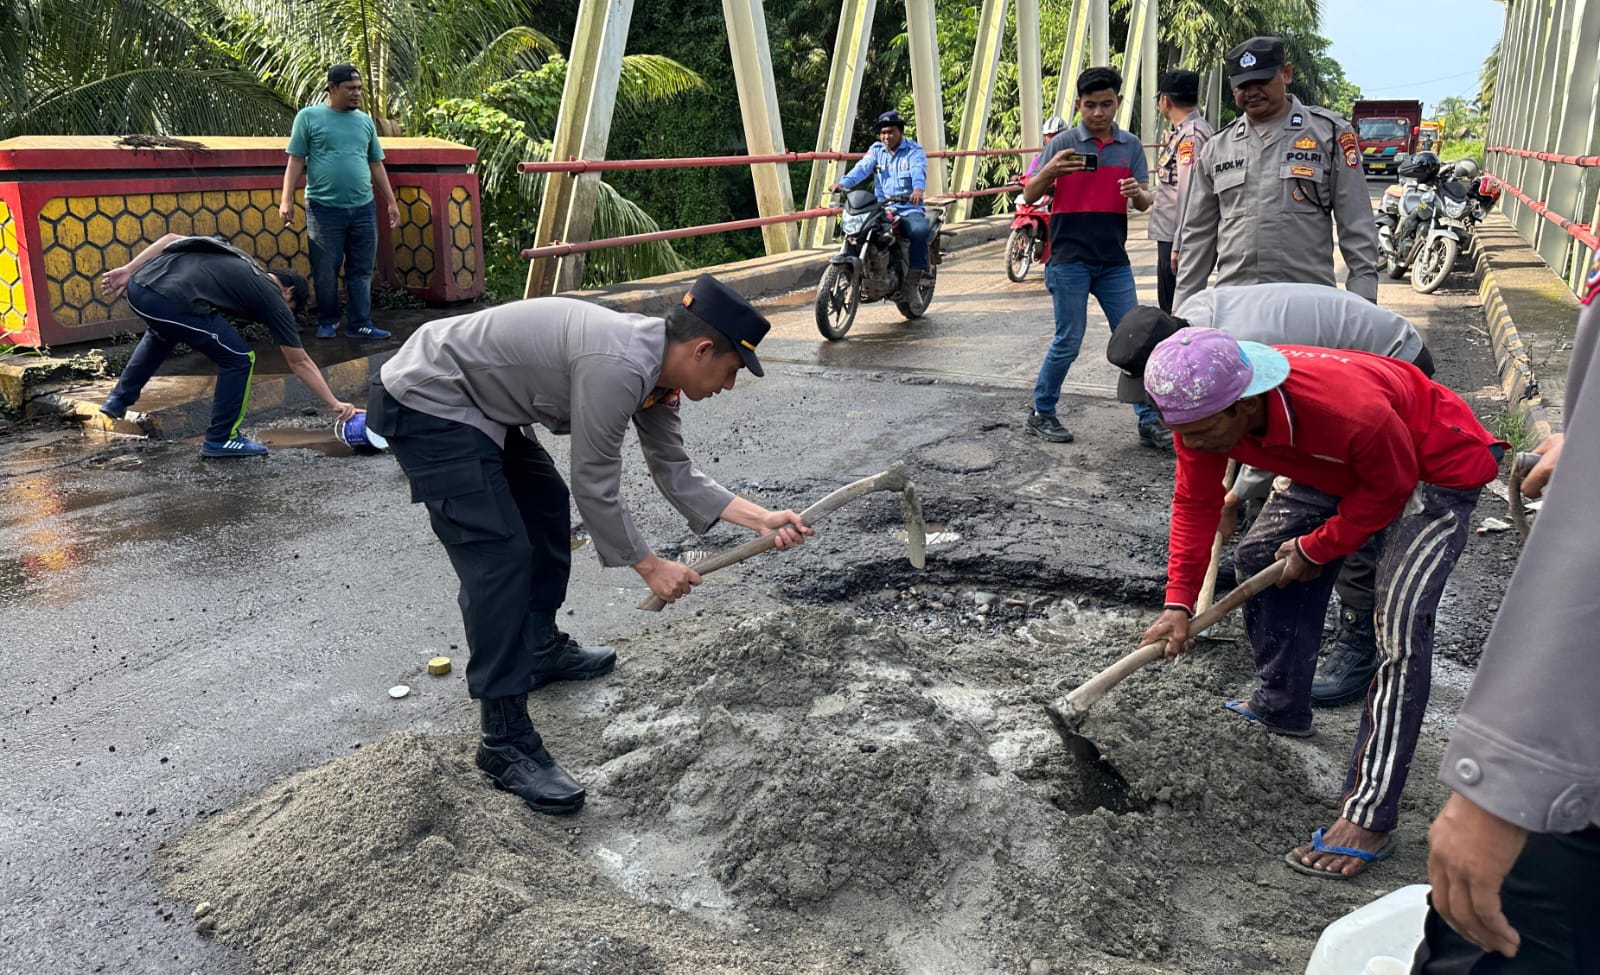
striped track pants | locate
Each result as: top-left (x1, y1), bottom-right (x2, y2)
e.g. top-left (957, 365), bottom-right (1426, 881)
top-left (1234, 479), bottom-right (1480, 833)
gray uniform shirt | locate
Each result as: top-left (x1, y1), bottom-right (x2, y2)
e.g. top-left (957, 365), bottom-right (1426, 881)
top-left (1178, 283), bottom-right (1425, 501)
top-left (379, 298), bottom-right (735, 568)
top-left (1439, 296), bottom-right (1600, 832)
top-left (1174, 95), bottom-right (1380, 309)
top-left (1149, 110), bottom-right (1214, 243)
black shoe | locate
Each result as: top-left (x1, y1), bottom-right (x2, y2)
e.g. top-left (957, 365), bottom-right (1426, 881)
top-left (476, 695), bottom-right (586, 814)
top-left (529, 630), bottom-right (617, 690)
top-left (902, 267), bottom-right (924, 295)
top-left (1311, 608), bottom-right (1380, 707)
top-left (1138, 420), bottom-right (1174, 451)
top-left (1026, 411), bottom-right (1074, 443)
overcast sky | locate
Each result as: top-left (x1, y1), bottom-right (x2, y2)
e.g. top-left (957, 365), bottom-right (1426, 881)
top-left (1321, 0), bottom-right (1506, 113)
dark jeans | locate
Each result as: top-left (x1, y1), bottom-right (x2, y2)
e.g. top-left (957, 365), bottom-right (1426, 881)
top-left (1156, 240), bottom-right (1176, 313)
top-left (307, 199), bottom-right (377, 332)
top-left (895, 208), bottom-right (931, 270)
top-left (1234, 479), bottom-right (1478, 833)
top-left (1035, 260), bottom-right (1156, 424)
top-left (368, 386), bottom-right (572, 700)
top-left (107, 281), bottom-right (256, 444)
top-left (1412, 825), bottom-right (1600, 974)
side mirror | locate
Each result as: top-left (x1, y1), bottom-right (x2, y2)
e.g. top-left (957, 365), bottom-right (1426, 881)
top-left (1412, 126), bottom-right (1420, 136)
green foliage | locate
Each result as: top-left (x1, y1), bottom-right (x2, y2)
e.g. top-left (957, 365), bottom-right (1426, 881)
top-left (1436, 138), bottom-right (1485, 171)
top-left (1479, 39), bottom-right (1499, 113)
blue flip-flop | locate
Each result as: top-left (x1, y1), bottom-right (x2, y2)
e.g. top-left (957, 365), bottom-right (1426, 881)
top-left (1284, 827), bottom-right (1398, 879)
top-left (1223, 699), bottom-right (1315, 737)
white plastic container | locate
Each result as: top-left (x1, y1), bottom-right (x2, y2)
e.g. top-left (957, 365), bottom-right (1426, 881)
top-left (1304, 884), bottom-right (1430, 975)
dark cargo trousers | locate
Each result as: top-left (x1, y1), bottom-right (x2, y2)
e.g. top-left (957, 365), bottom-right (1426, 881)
top-left (1233, 479), bottom-right (1479, 834)
top-left (368, 385), bottom-right (572, 702)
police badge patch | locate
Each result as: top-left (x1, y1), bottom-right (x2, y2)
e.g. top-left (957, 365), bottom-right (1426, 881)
top-left (1240, 52), bottom-right (1257, 69)
top-left (1178, 139), bottom-right (1195, 166)
top-left (1339, 131), bottom-right (1360, 168)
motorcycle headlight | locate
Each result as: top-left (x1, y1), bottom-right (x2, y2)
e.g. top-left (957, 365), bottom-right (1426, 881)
top-left (841, 212), bottom-right (870, 235)
top-left (1443, 198), bottom-right (1469, 219)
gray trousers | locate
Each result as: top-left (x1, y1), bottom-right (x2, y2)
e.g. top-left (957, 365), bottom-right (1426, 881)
top-left (1234, 480), bottom-right (1479, 833)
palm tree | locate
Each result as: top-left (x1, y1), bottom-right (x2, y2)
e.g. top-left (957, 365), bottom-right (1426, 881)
top-left (1478, 39), bottom-right (1499, 113)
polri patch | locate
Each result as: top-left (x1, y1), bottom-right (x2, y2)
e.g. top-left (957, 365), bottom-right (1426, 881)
top-left (1339, 131), bottom-right (1360, 167)
top-left (1178, 139), bottom-right (1195, 166)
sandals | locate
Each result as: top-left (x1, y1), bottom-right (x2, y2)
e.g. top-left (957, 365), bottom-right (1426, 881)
top-left (1223, 699), bottom-right (1315, 738)
top-left (1284, 827), bottom-right (1397, 880)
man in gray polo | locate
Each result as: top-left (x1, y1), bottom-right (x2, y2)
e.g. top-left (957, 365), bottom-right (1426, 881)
top-left (369, 275), bottom-right (811, 815)
top-left (1107, 283), bottom-right (1434, 705)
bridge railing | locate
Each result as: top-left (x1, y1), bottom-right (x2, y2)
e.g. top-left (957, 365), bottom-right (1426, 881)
top-left (518, 147), bottom-right (1045, 265)
top-left (1485, 146), bottom-right (1600, 284)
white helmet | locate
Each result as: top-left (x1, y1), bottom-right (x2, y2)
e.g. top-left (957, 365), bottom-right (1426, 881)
top-left (1453, 159), bottom-right (1480, 181)
top-left (1042, 115), bottom-right (1068, 137)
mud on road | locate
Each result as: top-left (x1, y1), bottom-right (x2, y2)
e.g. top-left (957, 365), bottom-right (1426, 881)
top-left (160, 404), bottom-right (1514, 975)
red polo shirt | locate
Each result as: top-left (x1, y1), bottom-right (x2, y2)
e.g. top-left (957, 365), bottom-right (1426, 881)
top-left (1165, 346), bottom-right (1502, 611)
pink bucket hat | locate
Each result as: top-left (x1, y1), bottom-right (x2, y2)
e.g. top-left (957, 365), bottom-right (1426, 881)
top-left (1143, 327), bottom-right (1289, 424)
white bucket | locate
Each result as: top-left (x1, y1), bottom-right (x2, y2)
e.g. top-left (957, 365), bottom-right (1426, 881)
top-left (1304, 884), bottom-right (1430, 975)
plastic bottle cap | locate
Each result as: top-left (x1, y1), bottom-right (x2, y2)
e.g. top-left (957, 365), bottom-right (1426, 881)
top-left (388, 685), bottom-right (411, 699)
top-left (427, 656), bottom-right (452, 676)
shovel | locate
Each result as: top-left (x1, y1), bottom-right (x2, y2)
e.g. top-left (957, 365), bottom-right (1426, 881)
top-left (638, 462), bottom-right (926, 612)
top-left (1043, 560), bottom-right (1286, 764)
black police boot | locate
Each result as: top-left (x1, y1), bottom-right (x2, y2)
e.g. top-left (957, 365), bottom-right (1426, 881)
top-left (1137, 419), bottom-right (1174, 450)
top-left (529, 626), bottom-right (618, 690)
top-left (1311, 607), bottom-right (1381, 707)
top-left (475, 695), bottom-right (586, 814)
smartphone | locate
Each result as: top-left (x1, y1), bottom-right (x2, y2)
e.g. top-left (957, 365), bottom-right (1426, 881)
top-left (1079, 152), bottom-right (1099, 172)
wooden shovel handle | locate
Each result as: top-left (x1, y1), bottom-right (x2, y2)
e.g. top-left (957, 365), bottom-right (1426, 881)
top-left (1063, 560), bottom-right (1285, 714)
top-left (1195, 460), bottom-right (1240, 615)
top-left (637, 465), bottom-right (908, 612)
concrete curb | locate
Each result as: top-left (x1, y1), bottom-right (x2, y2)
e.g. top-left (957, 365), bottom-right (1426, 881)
top-left (1471, 213), bottom-right (1581, 443)
top-left (20, 214), bottom-right (1016, 440)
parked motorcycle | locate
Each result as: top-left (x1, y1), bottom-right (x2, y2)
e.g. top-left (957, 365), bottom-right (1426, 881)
top-left (814, 191), bottom-right (945, 341)
top-left (1005, 190), bottom-right (1051, 282)
top-left (1375, 153), bottom-right (1497, 294)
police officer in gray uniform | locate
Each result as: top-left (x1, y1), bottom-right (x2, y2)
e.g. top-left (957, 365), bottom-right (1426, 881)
top-left (369, 275), bottom-right (811, 815)
top-left (1149, 69), bottom-right (1214, 312)
top-left (1174, 36), bottom-right (1380, 310)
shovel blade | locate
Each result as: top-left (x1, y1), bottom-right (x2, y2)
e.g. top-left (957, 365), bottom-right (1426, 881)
top-left (901, 483), bottom-right (927, 569)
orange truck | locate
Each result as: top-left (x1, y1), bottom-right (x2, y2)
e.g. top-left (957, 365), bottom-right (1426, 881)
top-left (1350, 99), bottom-right (1423, 179)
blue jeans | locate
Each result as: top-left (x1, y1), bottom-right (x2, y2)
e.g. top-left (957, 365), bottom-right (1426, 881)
top-left (108, 281), bottom-right (256, 444)
top-left (894, 208), bottom-right (931, 270)
top-left (1033, 260), bottom-right (1157, 423)
top-left (307, 200), bottom-right (377, 332)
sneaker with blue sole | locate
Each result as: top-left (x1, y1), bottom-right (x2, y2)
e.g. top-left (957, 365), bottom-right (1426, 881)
top-left (315, 325), bottom-right (338, 339)
top-left (345, 325), bottom-right (390, 340)
top-left (200, 436), bottom-right (269, 458)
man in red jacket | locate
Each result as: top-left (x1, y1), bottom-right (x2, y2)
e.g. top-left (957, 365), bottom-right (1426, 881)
top-left (1138, 328), bottom-right (1502, 878)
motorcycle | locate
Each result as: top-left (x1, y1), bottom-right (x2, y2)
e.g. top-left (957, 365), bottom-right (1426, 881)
top-left (814, 190), bottom-right (944, 341)
top-left (1375, 155), bottom-right (1496, 294)
top-left (1005, 190), bottom-right (1051, 282)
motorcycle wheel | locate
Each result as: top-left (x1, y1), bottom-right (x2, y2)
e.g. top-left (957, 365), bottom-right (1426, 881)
top-left (815, 264), bottom-right (861, 340)
top-left (1411, 236), bottom-right (1458, 294)
top-left (895, 266), bottom-right (936, 320)
top-left (1385, 253), bottom-right (1407, 280)
top-left (1005, 227), bottom-right (1034, 282)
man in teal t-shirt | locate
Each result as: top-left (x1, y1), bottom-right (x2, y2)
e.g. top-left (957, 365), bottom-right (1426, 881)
top-left (280, 63), bottom-right (401, 340)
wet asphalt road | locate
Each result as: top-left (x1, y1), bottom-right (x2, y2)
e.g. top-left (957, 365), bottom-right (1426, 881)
top-left (0, 191), bottom-right (1515, 974)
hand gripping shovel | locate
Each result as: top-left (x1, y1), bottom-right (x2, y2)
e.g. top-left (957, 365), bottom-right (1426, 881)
top-left (1043, 560), bottom-right (1286, 764)
top-left (638, 462), bottom-right (926, 612)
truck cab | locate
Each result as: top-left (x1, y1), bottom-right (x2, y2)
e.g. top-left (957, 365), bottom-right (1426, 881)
top-left (1351, 99), bottom-right (1424, 179)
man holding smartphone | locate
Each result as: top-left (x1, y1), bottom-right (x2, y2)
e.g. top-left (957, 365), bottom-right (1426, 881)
top-left (1022, 66), bottom-right (1162, 449)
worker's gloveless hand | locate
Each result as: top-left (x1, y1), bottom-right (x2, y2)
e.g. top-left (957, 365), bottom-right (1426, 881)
top-left (1427, 792), bottom-right (1527, 958)
top-left (1273, 539), bottom-right (1323, 585)
top-left (634, 554), bottom-right (702, 604)
top-left (101, 265), bottom-right (133, 298)
top-left (1218, 492), bottom-right (1242, 540)
top-left (335, 403), bottom-right (360, 422)
top-left (1142, 608), bottom-right (1192, 660)
top-left (759, 508), bottom-right (813, 550)
top-left (1521, 432), bottom-right (1564, 499)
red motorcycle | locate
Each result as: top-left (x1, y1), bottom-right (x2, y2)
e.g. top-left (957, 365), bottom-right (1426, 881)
top-left (1005, 190), bottom-right (1051, 282)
